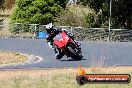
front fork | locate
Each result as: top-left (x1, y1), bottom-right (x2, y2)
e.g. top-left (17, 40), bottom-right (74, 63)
top-left (69, 39), bottom-right (82, 53)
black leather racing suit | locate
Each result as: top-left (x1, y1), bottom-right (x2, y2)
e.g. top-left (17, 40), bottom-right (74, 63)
top-left (46, 28), bottom-right (65, 60)
top-left (46, 28), bottom-right (78, 60)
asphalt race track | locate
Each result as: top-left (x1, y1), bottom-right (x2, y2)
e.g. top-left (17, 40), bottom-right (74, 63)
top-left (0, 38), bottom-right (132, 69)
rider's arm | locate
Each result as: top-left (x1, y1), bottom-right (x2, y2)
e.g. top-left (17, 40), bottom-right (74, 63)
top-left (46, 35), bottom-right (54, 48)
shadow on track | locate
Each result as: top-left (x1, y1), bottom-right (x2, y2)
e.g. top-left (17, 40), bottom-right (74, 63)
top-left (60, 58), bottom-right (86, 61)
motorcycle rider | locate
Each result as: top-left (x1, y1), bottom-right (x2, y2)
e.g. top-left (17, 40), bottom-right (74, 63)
top-left (45, 23), bottom-right (80, 60)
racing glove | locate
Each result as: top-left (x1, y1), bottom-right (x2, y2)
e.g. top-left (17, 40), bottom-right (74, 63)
top-left (48, 42), bottom-right (54, 49)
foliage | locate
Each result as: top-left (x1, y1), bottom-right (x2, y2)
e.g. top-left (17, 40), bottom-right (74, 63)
top-left (80, 0), bottom-right (132, 29)
top-left (55, 9), bottom-right (87, 27)
top-left (0, 0), bottom-right (5, 10)
top-left (10, 0), bottom-right (63, 32)
top-left (4, 0), bottom-right (15, 9)
top-left (54, 0), bottom-right (68, 9)
top-left (0, 0), bottom-right (15, 10)
top-left (80, 0), bottom-right (109, 28)
top-left (111, 0), bottom-right (132, 29)
top-left (80, 0), bottom-right (107, 13)
top-left (84, 13), bottom-right (95, 27)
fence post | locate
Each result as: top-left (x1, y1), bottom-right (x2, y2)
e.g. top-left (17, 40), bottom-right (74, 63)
top-left (30, 24), bottom-right (39, 38)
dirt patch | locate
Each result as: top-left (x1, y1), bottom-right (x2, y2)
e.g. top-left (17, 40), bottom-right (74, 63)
top-left (0, 51), bottom-right (27, 65)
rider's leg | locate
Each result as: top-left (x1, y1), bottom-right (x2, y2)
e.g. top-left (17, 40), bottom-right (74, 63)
top-left (69, 35), bottom-right (81, 46)
top-left (56, 52), bottom-right (64, 60)
top-left (54, 47), bottom-right (64, 60)
top-left (69, 35), bottom-right (82, 53)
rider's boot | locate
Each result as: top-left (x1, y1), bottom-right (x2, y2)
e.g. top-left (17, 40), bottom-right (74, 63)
top-left (75, 41), bottom-right (81, 46)
top-left (74, 40), bottom-right (82, 53)
top-left (54, 48), bottom-right (64, 60)
top-left (56, 53), bottom-right (64, 60)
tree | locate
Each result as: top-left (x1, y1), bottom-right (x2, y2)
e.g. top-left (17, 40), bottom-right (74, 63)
top-left (80, 0), bottom-right (132, 29)
top-left (111, 0), bottom-right (132, 29)
top-left (5, 0), bottom-right (15, 9)
top-left (80, 0), bottom-right (109, 28)
top-left (80, 0), bottom-right (107, 14)
top-left (10, 0), bottom-right (64, 32)
top-left (54, 0), bottom-right (68, 8)
top-left (11, 0), bottom-right (63, 24)
top-left (0, 0), bottom-right (5, 10)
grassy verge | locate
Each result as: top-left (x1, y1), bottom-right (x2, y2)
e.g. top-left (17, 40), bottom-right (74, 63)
top-left (0, 51), bottom-right (27, 65)
top-left (0, 67), bottom-right (131, 88)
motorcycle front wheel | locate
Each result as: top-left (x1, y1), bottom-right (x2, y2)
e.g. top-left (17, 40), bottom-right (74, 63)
top-left (68, 46), bottom-right (83, 60)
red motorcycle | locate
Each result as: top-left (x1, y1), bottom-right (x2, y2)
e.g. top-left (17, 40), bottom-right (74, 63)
top-left (53, 31), bottom-right (83, 60)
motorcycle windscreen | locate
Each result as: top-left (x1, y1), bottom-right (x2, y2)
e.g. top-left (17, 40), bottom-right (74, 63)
top-left (53, 32), bottom-right (69, 48)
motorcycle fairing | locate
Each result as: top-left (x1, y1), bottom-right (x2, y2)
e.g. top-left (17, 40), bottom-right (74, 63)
top-left (53, 32), bottom-right (69, 48)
